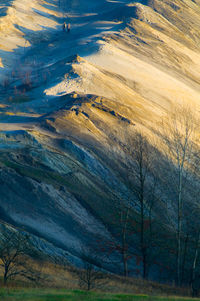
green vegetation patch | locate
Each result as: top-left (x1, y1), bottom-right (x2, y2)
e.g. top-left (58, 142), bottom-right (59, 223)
top-left (0, 289), bottom-right (199, 301)
top-left (2, 159), bottom-right (70, 188)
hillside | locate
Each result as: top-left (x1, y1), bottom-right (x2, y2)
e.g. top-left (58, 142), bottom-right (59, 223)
top-left (0, 0), bottom-right (200, 280)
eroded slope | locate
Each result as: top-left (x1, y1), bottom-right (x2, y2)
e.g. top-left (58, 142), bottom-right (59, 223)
top-left (0, 0), bottom-right (200, 272)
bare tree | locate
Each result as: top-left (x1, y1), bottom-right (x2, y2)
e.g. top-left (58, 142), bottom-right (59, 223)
top-left (0, 224), bottom-right (39, 285)
top-left (190, 231), bottom-right (200, 297)
top-left (106, 130), bottom-right (158, 279)
top-left (74, 247), bottom-right (104, 291)
top-left (78, 262), bottom-right (99, 291)
top-left (123, 130), bottom-right (157, 279)
top-left (160, 105), bottom-right (199, 286)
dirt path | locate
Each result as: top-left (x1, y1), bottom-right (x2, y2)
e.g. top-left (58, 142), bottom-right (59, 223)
top-left (0, 0), bottom-right (129, 130)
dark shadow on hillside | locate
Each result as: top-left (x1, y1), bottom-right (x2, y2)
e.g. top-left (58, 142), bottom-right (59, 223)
top-left (0, 0), bottom-right (144, 109)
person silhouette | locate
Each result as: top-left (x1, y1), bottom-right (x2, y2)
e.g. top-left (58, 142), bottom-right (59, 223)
top-left (62, 22), bottom-right (67, 32)
top-left (67, 23), bottom-right (71, 33)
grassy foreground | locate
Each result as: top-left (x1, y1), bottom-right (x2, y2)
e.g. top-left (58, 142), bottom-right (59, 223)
top-left (0, 289), bottom-right (199, 301)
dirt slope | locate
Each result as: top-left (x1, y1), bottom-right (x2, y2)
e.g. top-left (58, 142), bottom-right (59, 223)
top-left (0, 0), bottom-right (200, 273)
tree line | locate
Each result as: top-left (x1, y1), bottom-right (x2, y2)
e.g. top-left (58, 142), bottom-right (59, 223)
top-left (98, 105), bottom-right (200, 294)
top-left (62, 105), bottom-right (200, 295)
top-left (74, 105), bottom-right (199, 295)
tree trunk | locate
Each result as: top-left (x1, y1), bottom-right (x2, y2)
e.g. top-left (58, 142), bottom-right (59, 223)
top-left (142, 247), bottom-right (147, 279)
top-left (4, 266), bottom-right (8, 285)
top-left (122, 208), bottom-right (129, 277)
top-left (122, 251), bottom-right (128, 277)
top-left (181, 233), bottom-right (189, 285)
top-left (141, 197), bottom-right (147, 279)
top-left (177, 170), bottom-right (183, 286)
top-left (191, 232), bottom-right (200, 297)
top-left (140, 188), bottom-right (147, 279)
top-left (87, 268), bottom-right (91, 291)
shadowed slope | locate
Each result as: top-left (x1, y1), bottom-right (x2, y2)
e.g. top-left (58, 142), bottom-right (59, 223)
top-left (0, 0), bottom-right (200, 276)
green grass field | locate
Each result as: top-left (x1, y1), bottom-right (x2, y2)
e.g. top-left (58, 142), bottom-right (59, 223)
top-left (0, 289), bottom-right (199, 301)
